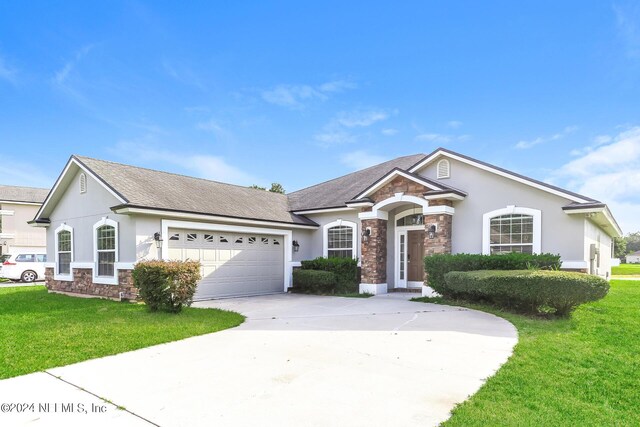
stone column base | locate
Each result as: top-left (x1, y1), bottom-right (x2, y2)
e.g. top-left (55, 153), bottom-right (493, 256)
top-left (359, 283), bottom-right (388, 295)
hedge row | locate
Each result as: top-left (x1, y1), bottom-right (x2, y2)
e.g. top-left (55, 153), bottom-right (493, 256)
top-left (133, 260), bottom-right (202, 313)
top-left (424, 253), bottom-right (562, 294)
top-left (443, 270), bottom-right (609, 315)
top-left (294, 257), bottom-right (359, 294)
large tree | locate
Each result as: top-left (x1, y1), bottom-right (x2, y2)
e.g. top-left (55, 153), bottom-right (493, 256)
top-left (626, 231), bottom-right (640, 253)
top-left (613, 237), bottom-right (627, 259)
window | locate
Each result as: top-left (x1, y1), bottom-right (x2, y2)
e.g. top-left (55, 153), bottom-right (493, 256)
top-left (15, 254), bottom-right (35, 262)
top-left (187, 233), bottom-right (197, 242)
top-left (204, 234), bottom-right (214, 243)
top-left (57, 230), bottom-right (72, 274)
top-left (261, 237), bottom-right (269, 244)
top-left (169, 233), bottom-right (180, 241)
top-left (79, 173), bottom-right (87, 193)
top-left (397, 214), bottom-right (424, 226)
top-left (483, 206), bottom-right (541, 255)
top-left (272, 239), bottom-right (280, 245)
top-left (219, 236), bottom-right (229, 243)
top-left (489, 214), bottom-right (533, 254)
top-left (235, 237), bottom-right (243, 244)
top-left (248, 236), bottom-right (256, 244)
top-left (437, 159), bottom-right (450, 179)
top-left (36, 254), bottom-right (47, 262)
top-left (327, 226), bottom-right (353, 258)
top-left (97, 225), bottom-right (116, 276)
top-left (93, 218), bottom-right (118, 280)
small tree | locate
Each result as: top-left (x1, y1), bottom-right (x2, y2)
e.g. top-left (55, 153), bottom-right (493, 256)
top-left (133, 260), bottom-right (201, 313)
top-left (269, 183), bottom-right (285, 194)
top-left (249, 184), bottom-right (266, 190)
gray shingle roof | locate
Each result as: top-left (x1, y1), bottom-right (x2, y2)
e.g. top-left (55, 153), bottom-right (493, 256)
top-left (74, 156), bottom-right (317, 226)
top-left (287, 154), bottom-right (427, 211)
top-left (0, 185), bottom-right (49, 204)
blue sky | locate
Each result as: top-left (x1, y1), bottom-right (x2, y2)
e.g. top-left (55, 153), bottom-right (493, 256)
top-left (1, 1), bottom-right (639, 232)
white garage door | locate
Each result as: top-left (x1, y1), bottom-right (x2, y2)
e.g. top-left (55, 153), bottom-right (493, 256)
top-left (167, 229), bottom-right (285, 300)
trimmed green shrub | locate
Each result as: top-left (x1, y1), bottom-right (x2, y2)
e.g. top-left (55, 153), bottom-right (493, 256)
top-left (133, 260), bottom-right (202, 313)
top-left (300, 257), bottom-right (359, 293)
top-left (424, 253), bottom-right (561, 294)
top-left (443, 270), bottom-right (609, 315)
top-left (292, 269), bottom-right (337, 294)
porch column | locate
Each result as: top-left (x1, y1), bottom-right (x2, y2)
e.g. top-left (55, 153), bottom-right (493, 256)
top-left (359, 218), bottom-right (388, 294)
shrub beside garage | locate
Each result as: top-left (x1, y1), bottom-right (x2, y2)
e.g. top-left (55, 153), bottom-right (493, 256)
top-left (292, 257), bottom-right (359, 294)
top-left (443, 270), bottom-right (609, 315)
top-left (133, 260), bottom-right (202, 313)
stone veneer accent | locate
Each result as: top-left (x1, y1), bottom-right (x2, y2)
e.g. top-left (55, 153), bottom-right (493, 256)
top-left (45, 267), bottom-right (138, 300)
top-left (424, 200), bottom-right (453, 257)
top-left (359, 175), bottom-right (454, 285)
top-left (360, 219), bottom-right (387, 284)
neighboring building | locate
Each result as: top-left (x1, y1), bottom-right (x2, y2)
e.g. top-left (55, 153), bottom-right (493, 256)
top-left (626, 251), bottom-right (640, 264)
top-left (0, 185), bottom-right (48, 256)
top-left (31, 148), bottom-right (622, 300)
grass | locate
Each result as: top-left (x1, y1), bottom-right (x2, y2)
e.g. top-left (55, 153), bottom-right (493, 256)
top-left (413, 280), bottom-right (640, 426)
top-left (338, 292), bottom-right (373, 298)
top-left (612, 263), bottom-right (640, 276)
top-left (0, 286), bottom-right (244, 379)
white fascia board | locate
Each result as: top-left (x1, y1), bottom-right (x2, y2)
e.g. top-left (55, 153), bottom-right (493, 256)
top-left (356, 170), bottom-right (443, 200)
top-left (344, 202), bottom-right (374, 208)
top-left (423, 193), bottom-right (465, 201)
top-left (423, 205), bottom-right (455, 215)
top-left (35, 158), bottom-right (127, 221)
top-left (358, 210), bottom-right (389, 220)
top-left (0, 201), bottom-right (41, 206)
top-left (410, 150), bottom-right (591, 204)
top-left (292, 207), bottom-right (354, 215)
top-left (114, 207), bottom-right (318, 230)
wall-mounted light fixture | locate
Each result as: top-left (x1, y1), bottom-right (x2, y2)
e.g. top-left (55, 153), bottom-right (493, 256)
top-left (292, 240), bottom-right (300, 252)
top-left (153, 232), bottom-right (163, 249)
top-left (428, 224), bottom-right (437, 240)
top-left (362, 227), bottom-right (371, 243)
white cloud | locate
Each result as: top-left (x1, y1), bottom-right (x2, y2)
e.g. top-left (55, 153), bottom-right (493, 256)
top-left (570, 134), bottom-right (614, 156)
top-left (318, 79), bottom-right (357, 93)
top-left (314, 130), bottom-right (356, 147)
top-left (447, 120), bottom-right (463, 129)
top-left (415, 133), bottom-right (452, 143)
top-left (515, 125), bottom-right (578, 149)
top-left (53, 44), bottom-right (94, 86)
top-left (614, 2), bottom-right (640, 59)
top-left (114, 139), bottom-right (257, 186)
top-left (381, 128), bottom-right (398, 136)
top-left (552, 126), bottom-right (640, 232)
top-left (336, 110), bottom-right (389, 127)
top-left (261, 79), bottom-right (356, 109)
top-left (0, 55), bottom-right (17, 84)
top-left (340, 150), bottom-right (386, 171)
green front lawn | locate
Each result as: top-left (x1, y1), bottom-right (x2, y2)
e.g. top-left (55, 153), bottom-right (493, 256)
top-left (414, 279), bottom-right (640, 426)
top-left (612, 263), bottom-right (640, 276)
top-left (0, 286), bottom-right (244, 379)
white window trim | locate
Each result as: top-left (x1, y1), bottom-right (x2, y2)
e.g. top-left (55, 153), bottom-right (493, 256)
top-left (482, 205), bottom-right (541, 255)
top-left (92, 217), bottom-right (119, 285)
top-left (54, 223), bottom-right (73, 281)
top-left (323, 219), bottom-right (358, 260)
top-left (437, 159), bottom-right (450, 179)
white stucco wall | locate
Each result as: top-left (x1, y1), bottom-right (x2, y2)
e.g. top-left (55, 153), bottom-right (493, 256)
top-left (584, 218), bottom-right (612, 278)
top-left (1, 202), bottom-right (46, 254)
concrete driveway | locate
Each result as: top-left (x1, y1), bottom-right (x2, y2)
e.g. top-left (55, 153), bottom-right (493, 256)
top-left (0, 293), bottom-right (517, 427)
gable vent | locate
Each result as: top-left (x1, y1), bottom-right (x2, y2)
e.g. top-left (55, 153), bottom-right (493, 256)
top-left (437, 159), bottom-right (450, 179)
top-left (79, 173), bottom-right (87, 194)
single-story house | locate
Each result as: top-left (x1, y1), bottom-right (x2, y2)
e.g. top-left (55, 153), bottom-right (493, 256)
top-left (626, 251), bottom-right (640, 264)
top-left (31, 148), bottom-right (622, 300)
top-left (0, 185), bottom-right (48, 256)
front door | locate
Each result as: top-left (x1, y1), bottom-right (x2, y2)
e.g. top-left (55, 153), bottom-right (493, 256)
top-left (407, 230), bottom-right (425, 283)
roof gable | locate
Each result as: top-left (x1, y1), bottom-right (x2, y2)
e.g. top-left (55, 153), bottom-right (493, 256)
top-left (409, 148), bottom-right (597, 204)
top-left (354, 168), bottom-right (456, 200)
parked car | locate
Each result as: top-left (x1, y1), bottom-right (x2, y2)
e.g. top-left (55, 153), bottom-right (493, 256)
top-left (0, 253), bottom-right (47, 282)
